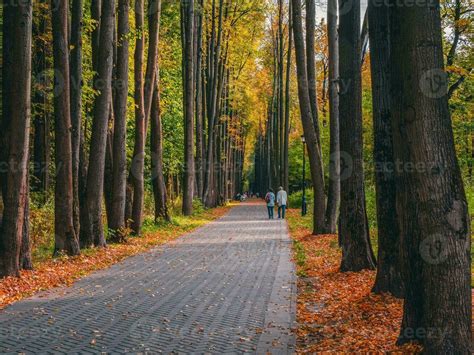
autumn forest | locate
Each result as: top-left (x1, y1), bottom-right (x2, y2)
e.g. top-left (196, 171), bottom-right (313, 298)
top-left (0, 0), bottom-right (472, 353)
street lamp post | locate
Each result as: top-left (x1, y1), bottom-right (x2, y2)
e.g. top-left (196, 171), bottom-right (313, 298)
top-left (301, 135), bottom-right (307, 216)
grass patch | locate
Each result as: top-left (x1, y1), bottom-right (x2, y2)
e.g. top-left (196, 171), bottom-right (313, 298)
top-left (294, 240), bottom-right (307, 277)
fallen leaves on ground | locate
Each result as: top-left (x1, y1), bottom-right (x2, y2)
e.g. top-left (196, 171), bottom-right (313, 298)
top-left (0, 206), bottom-right (230, 310)
top-left (287, 209), bottom-right (423, 353)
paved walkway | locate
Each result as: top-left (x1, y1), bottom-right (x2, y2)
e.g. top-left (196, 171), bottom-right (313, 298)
top-left (0, 203), bottom-right (296, 354)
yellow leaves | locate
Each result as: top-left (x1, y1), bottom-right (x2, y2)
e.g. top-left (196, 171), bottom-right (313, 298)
top-left (454, 18), bottom-right (471, 31)
top-left (446, 65), bottom-right (470, 77)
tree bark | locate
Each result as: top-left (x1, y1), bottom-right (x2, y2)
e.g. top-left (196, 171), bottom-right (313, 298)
top-left (182, 0), bottom-right (195, 215)
top-left (109, 0), bottom-right (130, 240)
top-left (0, 1), bottom-right (33, 277)
top-left (83, 0), bottom-right (115, 248)
top-left (51, 0), bottom-right (81, 256)
top-left (368, 0), bottom-right (403, 297)
top-left (291, 0), bottom-right (326, 234)
top-left (338, 0), bottom-right (376, 271)
top-left (390, 1), bottom-right (471, 351)
top-left (324, 0), bottom-right (340, 234)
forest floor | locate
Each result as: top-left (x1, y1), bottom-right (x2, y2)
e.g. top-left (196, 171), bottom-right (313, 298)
top-left (0, 205), bottom-right (231, 310)
top-left (286, 209), bottom-right (424, 353)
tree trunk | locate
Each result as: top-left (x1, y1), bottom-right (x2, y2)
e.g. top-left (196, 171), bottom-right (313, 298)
top-left (195, 0), bottom-right (204, 200)
top-left (144, 0), bottom-right (162, 123)
top-left (20, 172), bottom-right (32, 270)
top-left (83, 0), bottom-right (115, 248)
top-left (182, 0), bottom-right (195, 215)
top-left (128, 0), bottom-right (146, 234)
top-left (109, 0), bottom-right (130, 240)
top-left (80, 0), bottom-right (101, 248)
top-left (278, 0), bottom-right (285, 188)
top-left (151, 78), bottom-right (170, 222)
top-left (338, 0), bottom-right (376, 271)
top-left (283, 1), bottom-right (292, 193)
top-left (203, 0), bottom-right (224, 207)
top-left (291, 0), bottom-right (326, 234)
top-left (32, 1), bottom-right (50, 198)
top-left (368, 0), bottom-right (403, 297)
top-left (129, 0), bottom-right (162, 235)
top-left (51, 0), bottom-right (81, 256)
top-left (32, 113), bottom-right (50, 196)
top-left (305, 0), bottom-right (322, 149)
top-left (91, 0), bottom-right (102, 74)
top-left (390, 2), bottom-right (471, 351)
top-left (0, 1), bottom-right (32, 278)
top-left (323, 0), bottom-right (340, 234)
top-left (70, 0), bottom-right (84, 238)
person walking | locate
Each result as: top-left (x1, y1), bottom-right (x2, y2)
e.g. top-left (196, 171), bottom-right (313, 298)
top-left (277, 186), bottom-right (288, 219)
top-left (265, 189), bottom-right (276, 220)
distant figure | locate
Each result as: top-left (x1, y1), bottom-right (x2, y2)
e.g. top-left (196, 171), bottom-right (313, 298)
top-left (277, 186), bottom-right (288, 219)
top-left (265, 189), bottom-right (276, 219)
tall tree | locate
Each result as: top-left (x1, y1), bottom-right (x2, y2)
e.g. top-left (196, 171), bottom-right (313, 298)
top-left (323, 0), bottom-right (340, 234)
top-left (195, 0), bottom-right (205, 199)
top-left (32, 0), bottom-right (50, 197)
top-left (129, 0), bottom-right (162, 235)
top-left (0, 1), bottom-right (33, 277)
top-left (182, 0), bottom-right (196, 215)
top-left (338, 0), bottom-right (376, 271)
top-left (70, 0), bottom-right (84, 237)
top-left (82, 0), bottom-right (116, 247)
top-left (203, 0), bottom-right (224, 207)
top-left (127, 0), bottom-right (145, 234)
top-left (283, 1), bottom-right (292, 192)
top-left (390, 1), bottom-right (471, 351)
top-left (51, 0), bottom-right (81, 256)
top-left (277, 0), bottom-right (284, 187)
top-left (368, 0), bottom-right (403, 297)
top-left (109, 0), bottom-right (130, 240)
top-left (291, 0), bottom-right (326, 234)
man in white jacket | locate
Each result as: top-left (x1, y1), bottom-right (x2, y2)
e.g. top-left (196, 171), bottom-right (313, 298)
top-left (277, 186), bottom-right (288, 219)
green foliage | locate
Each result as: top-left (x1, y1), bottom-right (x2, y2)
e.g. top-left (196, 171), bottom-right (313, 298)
top-left (287, 138), bottom-right (306, 193)
top-left (159, 1), bottom-right (185, 177)
top-left (288, 189), bottom-right (313, 210)
top-left (29, 193), bottom-right (55, 263)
